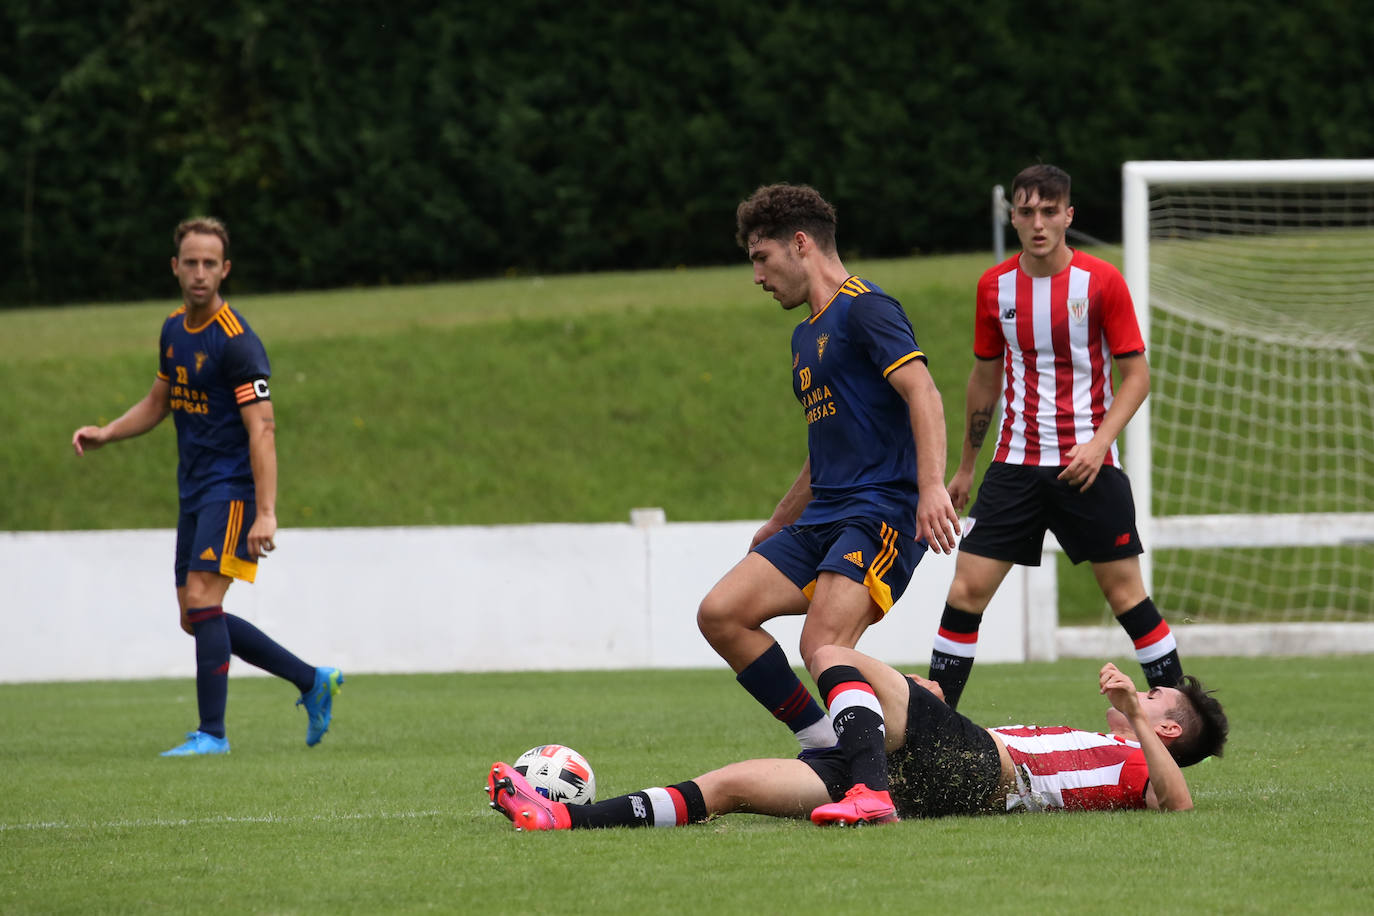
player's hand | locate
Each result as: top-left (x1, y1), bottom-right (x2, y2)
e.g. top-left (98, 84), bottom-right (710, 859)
top-left (749, 518), bottom-right (785, 551)
top-left (946, 466), bottom-right (975, 512)
top-left (71, 425), bottom-right (107, 457)
top-left (1058, 439), bottom-right (1109, 491)
top-left (907, 673), bottom-right (946, 703)
top-left (1099, 662), bottom-right (1141, 717)
top-left (917, 484), bottom-right (961, 554)
top-left (246, 512), bottom-right (277, 559)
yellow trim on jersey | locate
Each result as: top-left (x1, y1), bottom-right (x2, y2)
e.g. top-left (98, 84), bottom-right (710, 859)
top-left (882, 350), bottom-right (925, 377)
top-left (218, 500), bottom-right (258, 583)
top-left (214, 306), bottom-right (244, 337)
top-left (811, 276), bottom-right (870, 325)
top-left (863, 523), bottom-right (901, 615)
top-left (181, 301), bottom-right (242, 336)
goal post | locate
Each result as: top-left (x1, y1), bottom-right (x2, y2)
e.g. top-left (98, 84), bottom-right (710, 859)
top-left (1119, 160), bottom-right (1374, 648)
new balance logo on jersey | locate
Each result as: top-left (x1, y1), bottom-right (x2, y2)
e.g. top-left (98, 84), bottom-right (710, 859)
top-left (1001, 306), bottom-right (1016, 320)
top-left (844, 550), bottom-right (864, 567)
top-left (200, 547), bottom-right (217, 561)
top-left (1114, 533), bottom-right (1132, 547)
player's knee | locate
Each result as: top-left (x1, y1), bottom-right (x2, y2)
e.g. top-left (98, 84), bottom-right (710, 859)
top-left (946, 576), bottom-right (994, 614)
top-left (696, 592), bottom-right (739, 644)
top-left (806, 643), bottom-right (844, 673)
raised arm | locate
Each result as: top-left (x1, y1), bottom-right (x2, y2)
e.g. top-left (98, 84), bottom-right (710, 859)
top-left (1100, 663), bottom-right (1193, 811)
top-left (72, 377), bottom-right (172, 456)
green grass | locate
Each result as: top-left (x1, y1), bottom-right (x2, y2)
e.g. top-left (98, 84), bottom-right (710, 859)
top-left (2, 656), bottom-right (1371, 914)
top-left (0, 255), bottom-right (988, 531)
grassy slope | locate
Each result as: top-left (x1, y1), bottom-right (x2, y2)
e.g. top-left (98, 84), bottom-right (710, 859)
top-left (0, 249), bottom-right (1265, 622)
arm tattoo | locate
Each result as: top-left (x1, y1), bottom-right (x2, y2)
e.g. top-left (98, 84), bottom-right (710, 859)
top-left (969, 404), bottom-right (995, 449)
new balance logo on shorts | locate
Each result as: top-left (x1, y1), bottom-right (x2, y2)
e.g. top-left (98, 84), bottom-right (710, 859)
top-left (844, 550), bottom-right (864, 567)
top-left (1114, 533), bottom-right (1132, 547)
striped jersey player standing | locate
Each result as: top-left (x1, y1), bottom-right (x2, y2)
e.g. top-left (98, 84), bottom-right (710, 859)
top-left (927, 164), bottom-right (1184, 710)
top-left (71, 217), bottom-right (342, 756)
top-left (696, 183), bottom-right (961, 761)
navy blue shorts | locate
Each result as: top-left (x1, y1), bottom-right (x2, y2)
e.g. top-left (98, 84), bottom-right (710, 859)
top-left (174, 499), bottom-right (259, 587)
top-left (803, 677), bottom-right (1004, 818)
top-left (753, 517), bottom-right (926, 615)
top-left (959, 463), bottom-right (1144, 566)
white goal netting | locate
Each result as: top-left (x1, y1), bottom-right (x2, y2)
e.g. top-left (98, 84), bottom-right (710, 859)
top-left (1125, 161), bottom-right (1374, 625)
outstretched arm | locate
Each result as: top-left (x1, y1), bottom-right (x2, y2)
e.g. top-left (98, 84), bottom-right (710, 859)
top-left (1100, 663), bottom-right (1193, 811)
top-left (72, 377), bottom-right (172, 456)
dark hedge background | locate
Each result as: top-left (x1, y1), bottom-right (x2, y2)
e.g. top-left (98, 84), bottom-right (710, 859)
top-left (3, 0), bottom-right (1371, 306)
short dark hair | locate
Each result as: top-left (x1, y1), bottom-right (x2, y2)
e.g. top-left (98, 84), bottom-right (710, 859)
top-left (1166, 674), bottom-right (1229, 767)
top-left (174, 217), bottom-right (230, 259)
top-left (1011, 164), bottom-right (1072, 206)
top-left (735, 183), bottom-right (837, 252)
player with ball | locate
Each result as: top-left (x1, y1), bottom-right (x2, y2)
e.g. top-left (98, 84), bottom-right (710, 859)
top-left (487, 644), bottom-right (1227, 830)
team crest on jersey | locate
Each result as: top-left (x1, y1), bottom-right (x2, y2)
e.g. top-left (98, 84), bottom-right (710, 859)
top-left (1068, 297), bottom-right (1089, 323)
top-left (817, 333), bottom-right (830, 362)
top-left (195, 352), bottom-right (208, 373)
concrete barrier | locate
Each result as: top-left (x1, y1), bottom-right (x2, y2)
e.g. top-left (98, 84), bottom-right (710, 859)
top-left (0, 519), bottom-right (1042, 683)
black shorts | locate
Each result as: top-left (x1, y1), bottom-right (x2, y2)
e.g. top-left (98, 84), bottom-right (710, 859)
top-left (803, 678), bottom-right (1004, 819)
top-left (959, 463), bottom-right (1144, 566)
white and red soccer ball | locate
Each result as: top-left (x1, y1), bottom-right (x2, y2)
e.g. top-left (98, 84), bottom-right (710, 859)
top-left (513, 744), bottom-right (596, 805)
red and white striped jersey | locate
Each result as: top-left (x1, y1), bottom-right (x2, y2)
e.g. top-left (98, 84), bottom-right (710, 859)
top-left (991, 725), bottom-right (1150, 812)
top-left (973, 250), bottom-right (1144, 467)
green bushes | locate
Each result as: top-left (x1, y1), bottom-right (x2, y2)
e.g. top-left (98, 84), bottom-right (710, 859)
top-left (3, 1), bottom-right (1371, 306)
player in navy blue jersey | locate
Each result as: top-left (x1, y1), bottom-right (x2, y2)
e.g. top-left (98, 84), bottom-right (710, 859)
top-left (698, 185), bottom-right (961, 806)
top-left (72, 217), bottom-right (343, 756)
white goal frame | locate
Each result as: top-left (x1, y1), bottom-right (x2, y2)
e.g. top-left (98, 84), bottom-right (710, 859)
top-left (1116, 159), bottom-right (1374, 655)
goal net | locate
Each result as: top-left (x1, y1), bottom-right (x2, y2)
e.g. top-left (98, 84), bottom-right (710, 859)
top-left (1122, 161), bottom-right (1374, 639)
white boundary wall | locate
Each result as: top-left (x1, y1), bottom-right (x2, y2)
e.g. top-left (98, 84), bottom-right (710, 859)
top-left (0, 521), bottom-right (1055, 684)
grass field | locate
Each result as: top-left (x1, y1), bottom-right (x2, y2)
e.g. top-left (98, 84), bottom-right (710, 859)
top-left (2, 655), bottom-right (1371, 914)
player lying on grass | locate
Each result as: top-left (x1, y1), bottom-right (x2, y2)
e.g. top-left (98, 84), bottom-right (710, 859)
top-left (486, 645), bottom-right (1228, 829)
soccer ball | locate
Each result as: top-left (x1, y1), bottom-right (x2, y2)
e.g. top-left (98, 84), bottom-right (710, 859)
top-left (513, 744), bottom-right (596, 805)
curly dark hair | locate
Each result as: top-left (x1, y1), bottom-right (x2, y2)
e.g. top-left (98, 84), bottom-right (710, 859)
top-left (735, 183), bottom-right (837, 252)
top-left (1166, 674), bottom-right (1229, 767)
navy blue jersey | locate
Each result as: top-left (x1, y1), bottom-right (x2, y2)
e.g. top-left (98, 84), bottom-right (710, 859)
top-left (792, 277), bottom-right (927, 533)
top-left (157, 303), bottom-right (271, 511)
